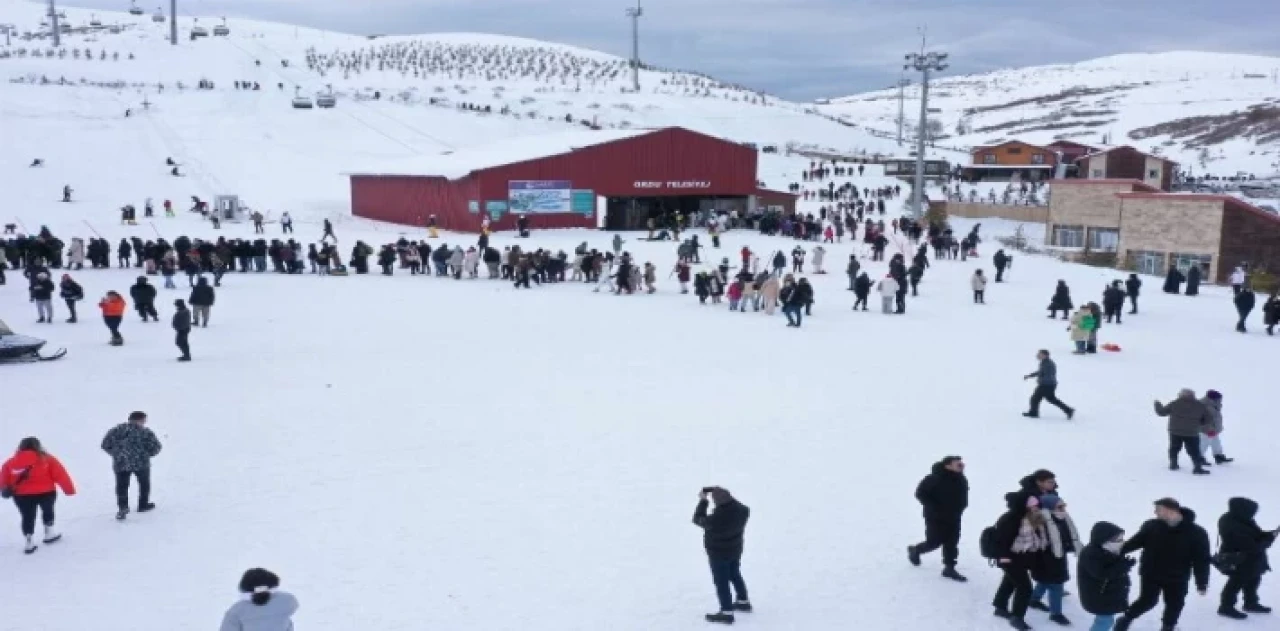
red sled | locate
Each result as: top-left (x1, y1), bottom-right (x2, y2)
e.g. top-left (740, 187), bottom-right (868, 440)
top-left (1101, 343), bottom-right (1121, 352)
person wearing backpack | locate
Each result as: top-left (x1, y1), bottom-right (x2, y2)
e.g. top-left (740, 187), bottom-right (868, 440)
top-left (1078, 522), bottom-right (1134, 631)
top-left (1216, 497), bottom-right (1277, 620)
top-left (991, 493), bottom-right (1051, 630)
top-left (1, 437), bottom-right (77, 554)
top-left (908, 456), bottom-right (969, 582)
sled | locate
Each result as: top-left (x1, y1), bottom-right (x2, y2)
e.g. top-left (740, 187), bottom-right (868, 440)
top-left (1101, 343), bottom-right (1121, 352)
top-left (0, 320), bottom-right (67, 363)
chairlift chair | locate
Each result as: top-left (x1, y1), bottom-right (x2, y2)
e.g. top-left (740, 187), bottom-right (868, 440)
top-left (190, 25), bottom-right (208, 37)
top-left (291, 87), bottom-right (314, 109)
top-left (315, 84), bottom-right (336, 108)
top-left (212, 17), bottom-right (229, 36)
top-left (129, 0), bottom-right (145, 15)
top-left (90, 14), bottom-right (102, 27)
top-left (152, 9), bottom-right (165, 23)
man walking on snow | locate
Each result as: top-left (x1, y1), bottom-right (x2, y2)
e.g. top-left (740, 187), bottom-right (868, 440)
top-left (908, 456), bottom-right (969, 582)
top-left (101, 411), bottom-right (163, 521)
top-left (1023, 350), bottom-right (1075, 419)
top-left (693, 487), bottom-right (752, 625)
top-left (1155, 389), bottom-right (1211, 474)
top-left (1113, 498), bottom-right (1211, 631)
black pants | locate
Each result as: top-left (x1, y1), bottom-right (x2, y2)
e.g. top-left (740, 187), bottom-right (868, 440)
top-left (1128, 294), bottom-right (1138, 313)
top-left (708, 556), bottom-right (748, 612)
top-left (137, 302), bottom-right (158, 321)
top-left (995, 267), bottom-right (1004, 282)
top-left (1124, 578), bottom-right (1187, 627)
top-left (13, 492), bottom-right (57, 535)
top-left (1222, 573), bottom-right (1262, 608)
top-left (103, 315), bottom-right (123, 342)
top-left (973, 290), bottom-right (984, 304)
top-left (853, 295), bottom-right (867, 310)
top-left (915, 518), bottom-right (960, 566)
top-left (1237, 309), bottom-right (1251, 332)
top-left (895, 289), bottom-right (906, 313)
top-left (175, 329), bottom-right (190, 358)
top-left (1168, 434), bottom-right (1206, 468)
top-left (1029, 384), bottom-right (1071, 416)
top-left (115, 470), bottom-right (151, 510)
top-left (994, 563), bottom-right (1034, 618)
top-left (64, 299), bottom-right (77, 320)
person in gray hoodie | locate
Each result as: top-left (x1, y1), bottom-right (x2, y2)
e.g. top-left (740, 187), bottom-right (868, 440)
top-left (1023, 350), bottom-right (1075, 419)
top-left (1198, 390), bottom-right (1232, 465)
top-left (220, 568), bottom-right (298, 631)
top-left (1154, 389), bottom-right (1211, 474)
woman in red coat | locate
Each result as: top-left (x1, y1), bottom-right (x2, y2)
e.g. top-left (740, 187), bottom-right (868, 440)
top-left (1, 437), bottom-right (76, 554)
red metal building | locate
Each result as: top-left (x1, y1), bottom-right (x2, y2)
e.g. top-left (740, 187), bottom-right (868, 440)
top-left (347, 127), bottom-right (766, 232)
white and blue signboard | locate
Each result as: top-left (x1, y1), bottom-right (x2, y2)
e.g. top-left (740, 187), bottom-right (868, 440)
top-left (508, 180), bottom-right (573, 214)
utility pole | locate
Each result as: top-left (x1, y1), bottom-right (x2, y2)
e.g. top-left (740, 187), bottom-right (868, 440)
top-left (170, 0), bottom-right (177, 45)
top-left (48, 0), bottom-right (60, 47)
top-left (895, 76), bottom-right (910, 147)
top-left (625, 0), bottom-right (643, 92)
top-left (904, 49), bottom-right (948, 220)
top-left (1, 24), bottom-right (11, 46)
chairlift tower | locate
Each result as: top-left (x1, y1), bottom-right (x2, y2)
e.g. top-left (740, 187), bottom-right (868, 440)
top-left (169, 0), bottom-right (177, 44)
top-left (625, 0), bottom-right (643, 92)
top-left (904, 49), bottom-right (948, 220)
top-left (47, 0), bottom-right (60, 46)
top-left (895, 76), bottom-right (911, 147)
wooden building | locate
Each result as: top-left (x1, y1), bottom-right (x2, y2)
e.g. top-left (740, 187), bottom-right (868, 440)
top-left (1075, 146), bottom-right (1178, 192)
top-left (965, 140), bottom-right (1058, 181)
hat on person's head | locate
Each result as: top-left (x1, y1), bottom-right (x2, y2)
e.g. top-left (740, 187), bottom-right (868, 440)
top-left (1154, 498), bottom-right (1181, 511)
top-left (1207, 390), bottom-right (1222, 401)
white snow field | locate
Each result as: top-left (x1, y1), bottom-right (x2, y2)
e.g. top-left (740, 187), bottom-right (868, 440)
top-left (3, 3), bottom-right (1280, 631)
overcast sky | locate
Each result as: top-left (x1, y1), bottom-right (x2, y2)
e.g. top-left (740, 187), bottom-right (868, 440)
top-left (74, 0), bottom-right (1280, 100)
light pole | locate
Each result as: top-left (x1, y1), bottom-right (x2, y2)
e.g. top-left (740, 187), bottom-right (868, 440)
top-left (625, 0), bottom-right (643, 92)
top-left (904, 50), bottom-right (948, 220)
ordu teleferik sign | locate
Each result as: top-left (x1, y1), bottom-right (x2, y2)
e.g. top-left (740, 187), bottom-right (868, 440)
top-left (632, 180), bottom-right (712, 191)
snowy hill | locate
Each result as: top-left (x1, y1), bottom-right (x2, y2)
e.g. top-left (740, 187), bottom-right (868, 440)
top-left (820, 51), bottom-right (1280, 175)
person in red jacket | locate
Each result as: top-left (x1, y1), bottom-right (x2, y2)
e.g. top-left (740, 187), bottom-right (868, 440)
top-left (1, 437), bottom-right (76, 554)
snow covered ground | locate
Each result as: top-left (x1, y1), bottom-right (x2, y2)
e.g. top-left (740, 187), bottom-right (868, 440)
top-left (3, 2), bottom-right (1279, 630)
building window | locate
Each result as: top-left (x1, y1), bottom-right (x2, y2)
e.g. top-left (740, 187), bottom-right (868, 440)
top-left (1052, 225), bottom-right (1085, 248)
top-left (1129, 250), bottom-right (1166, 276)
top-left (983, 154), bottom-right (997, 164)
top-left (1091, 169), bottom-right (1104, 178)
top-left (1171, 252), bottom-right (1211, 275)
top-left (1007, 147), bottom-right (1023, 155)
top-left (1087, 228), bottom-right (1119, 252)
top-left (1148, 169), bottom-right (1159, 179)
top-left (1031, 153), bottom-right (1046, 165)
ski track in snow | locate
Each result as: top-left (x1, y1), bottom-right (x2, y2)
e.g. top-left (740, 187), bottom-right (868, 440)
top-left (1, 2), bottom-right (1277, 630)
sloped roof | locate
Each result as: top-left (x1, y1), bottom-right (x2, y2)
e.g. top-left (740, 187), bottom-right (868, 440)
top-left (345, 128), bottom-right (655, 179)
top-left (1074, 145), bottom-right (1178, 165)
top-left (970, 140), bottom-right (1053, 153)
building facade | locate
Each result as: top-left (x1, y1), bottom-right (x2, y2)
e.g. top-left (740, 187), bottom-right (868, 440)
top-left (1075, 146), bottom-right (1178, 192)
top-left (965, 140), bottom-right (1058, 181)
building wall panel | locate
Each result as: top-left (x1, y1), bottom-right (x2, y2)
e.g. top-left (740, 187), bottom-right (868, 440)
top-left (1219, 203), bottom-right (1280, 284)
top-left (1116, 197), bottom-right (1223, 280)
top-left (1046, 182), bottom-right (1131, 244)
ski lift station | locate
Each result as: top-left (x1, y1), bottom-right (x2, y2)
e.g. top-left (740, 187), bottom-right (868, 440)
top-left (212, 18), bottom-right (229, 36)
top-left (214, 195), bottom-right (247, 221)
top-left (291, 87), bottom-right (313, 109)
top-left (128, 0), bottom-right (145, 15)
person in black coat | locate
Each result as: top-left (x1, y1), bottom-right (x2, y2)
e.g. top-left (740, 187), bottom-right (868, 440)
top-left (1263, 292), bottom-right (1280, 336)
top-left (1047, 280), bottom-right (1072, 319)
top-left (994, 249), bottom-right (1009, 282)
top-left (1113, 498), bottom-right (1211, 631)
top-left (1125, 274), bottom-right (1142, 314)
top-left (188, 277), bottom-right (215, 328)
top-left (1217, 497), bottom-right (1277, 618)
top-left (1077, 521), bottom-right (1133, 630)
top-left (59, 274), bottom-right (83, 323)
top-left (852, 272), bottom-right (871, 311)
top-left (1185, 264), bottom-right (1202, 296)
top-left (693, 487), bottom-right (750, 624)
top-left (992, 492), bottom-right (1050, 630)
top-left (1234, 287), bottom-right (1256, 333)
top-left (1162, 266), bottom-right (1184, 294)
top-left (129, 277), bottom-right (159, 322)
top-left (1103, 281), bottom-right (1126, 324)
top-left (889, 256), bottom-right (907, 314)
top-left (908, 456), bottom-right (969, 581)
top-left (171, 299), bottom-right (192, 362)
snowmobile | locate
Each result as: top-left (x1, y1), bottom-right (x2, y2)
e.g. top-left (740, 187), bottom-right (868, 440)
top-left (0, 320), bottom-right (66, 362)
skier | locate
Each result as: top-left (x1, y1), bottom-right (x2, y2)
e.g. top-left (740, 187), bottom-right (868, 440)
top-left (172, 299), bottom-right (192, 361)
top-left (908, 456), bottom-right (969, 582)
top-left (1112, 498), bottom-right (1210, 631)
top-left (189, 277), bottom-right (214, 328)
top-left (61, 185), bottom-right (72, 202)
top-left (1155, 389), bottom-right (1211, 474)
top-left (101, 411), bottom-right (163, 520)
top-left (98, 291), bottom-right (127, 345)
top-left (972, 269), bottom-right (987, 304)
top-left (992, 493), bottom-right (1050, 630)
top-left (1023, 350), bottom-right (1075, 419)
top-left (59, 274), bottom-right (83, 323)
top-left (1077, 522), bottom-right (1133, 631)
top-left (221, 568), bottom-right (299, 630)
top-left (1215, 498), bottom-right (1277, 619)
top-left (130, 276), bottom-right (159, 322)
top-left (1234, 287), bottom-right (1256, 333)
top-left (321, 219), bottom-right (336, 243)
top-left (30, 272), bottom-right (55, 323)
top-left (693, 487), bottom-right (751, 625)
top-left (0, 437), bottom-right (76, 554)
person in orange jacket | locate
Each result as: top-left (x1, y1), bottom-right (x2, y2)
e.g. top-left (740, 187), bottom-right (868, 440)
top-left (98, 290), bottom-right (127, 346)
top-left (1, 437), bottom-right (76, 554)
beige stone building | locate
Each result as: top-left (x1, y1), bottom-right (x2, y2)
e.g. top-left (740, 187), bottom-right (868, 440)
top-left (1046, 179), bottom-right (1280, 282)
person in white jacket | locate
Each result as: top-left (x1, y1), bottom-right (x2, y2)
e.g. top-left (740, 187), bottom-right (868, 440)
top-left (812, 246), bottom-right (827, 274)
top-left (220, 568), bottom-right (298, 631)
top-left (1230, 266), bottom-right (1247, 295)
top-left (972, 269), bottom-right (988, 304)
top-left (463, 247), bottom-right (480, 279)
top-left (68, 238), bottom-right (86, 270)
top-left (877, 274), bottom-right (899, 314)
